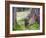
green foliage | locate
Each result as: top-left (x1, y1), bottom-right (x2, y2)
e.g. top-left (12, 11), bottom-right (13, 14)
top-left (26, 21), bottom-right (40, 30)
top-left (13, 21), bottom-right (40, 31)
top-left (13, 23), bottom-right (25, 31)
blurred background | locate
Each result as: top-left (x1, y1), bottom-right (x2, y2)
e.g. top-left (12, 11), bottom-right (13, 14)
top-left (13, 7), bottom-right (40, 30)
